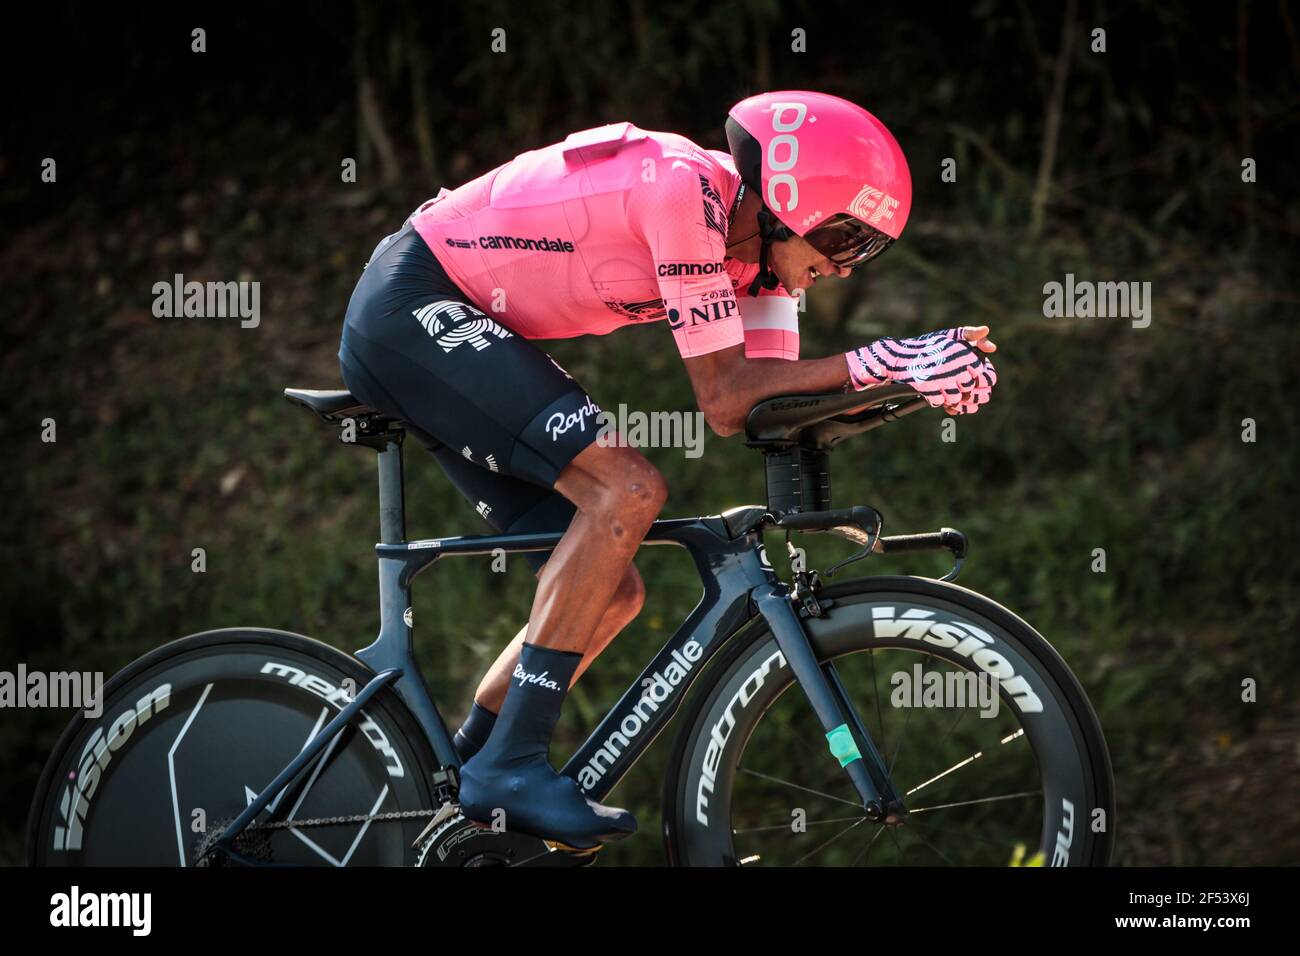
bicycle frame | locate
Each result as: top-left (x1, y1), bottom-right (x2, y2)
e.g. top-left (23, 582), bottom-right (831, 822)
top-left (373, 514), bottom-right (769, 798)
top-left (221, 434), bottom-right (900, 855)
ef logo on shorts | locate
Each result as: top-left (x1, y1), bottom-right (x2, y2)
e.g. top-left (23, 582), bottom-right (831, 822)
top-left (413, 300), bottom-right (513, 353)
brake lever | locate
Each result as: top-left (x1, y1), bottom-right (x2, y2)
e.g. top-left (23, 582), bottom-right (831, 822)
top-left (824, 508), bottom-right (884, 577)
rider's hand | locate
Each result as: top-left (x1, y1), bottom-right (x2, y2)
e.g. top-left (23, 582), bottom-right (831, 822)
top-left (940, 326), bottom-right (997, 414)
top-left (845, 326), bottom-right (998, 415)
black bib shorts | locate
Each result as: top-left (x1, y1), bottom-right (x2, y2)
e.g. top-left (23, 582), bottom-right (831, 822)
top-left (338, 222), bottom-right (602, 571)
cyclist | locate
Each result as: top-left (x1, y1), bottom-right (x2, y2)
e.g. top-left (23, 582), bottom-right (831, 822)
top-left (337, 90), bottom-right (998, 850)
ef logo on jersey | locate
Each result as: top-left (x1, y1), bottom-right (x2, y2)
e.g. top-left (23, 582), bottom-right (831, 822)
top-left (412, 300), bottom-right (513, 353)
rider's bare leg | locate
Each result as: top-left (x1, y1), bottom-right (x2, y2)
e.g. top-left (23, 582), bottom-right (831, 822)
top-left (522, 442), bottom-right (664, 646)
top-left (454, 444), bottom-right (665, 843)
top-left (470, 563), bottom-right (645, 713)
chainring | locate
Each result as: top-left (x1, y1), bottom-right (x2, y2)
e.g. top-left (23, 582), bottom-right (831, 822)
top-left (416, 810), bottom-right (599, 868)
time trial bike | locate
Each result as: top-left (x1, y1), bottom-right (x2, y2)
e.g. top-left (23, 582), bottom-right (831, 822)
top-left (28, 382), bottom-right (1114, 867)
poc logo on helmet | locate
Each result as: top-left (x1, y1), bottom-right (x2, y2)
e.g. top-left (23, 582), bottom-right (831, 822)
top-left (765, 102), bottom-right (808, 213)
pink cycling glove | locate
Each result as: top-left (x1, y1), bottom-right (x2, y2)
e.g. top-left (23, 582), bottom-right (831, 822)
top-left (845, 328), bottom-right (997, 414)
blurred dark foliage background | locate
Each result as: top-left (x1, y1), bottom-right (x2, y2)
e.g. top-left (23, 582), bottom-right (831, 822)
top-left (1, 0), bottom-right (1297, 864)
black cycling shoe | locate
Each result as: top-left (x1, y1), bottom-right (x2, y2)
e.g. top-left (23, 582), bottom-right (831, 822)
top-left (457, 643), bottom-right (637, 848)
top-left (459, 757), bottom-right (636, 848)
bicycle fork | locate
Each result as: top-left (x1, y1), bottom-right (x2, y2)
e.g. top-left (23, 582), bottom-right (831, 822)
top-left (751, 583), bottom-right (907, 825)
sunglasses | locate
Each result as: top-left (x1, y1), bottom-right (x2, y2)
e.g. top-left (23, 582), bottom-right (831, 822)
top-left (804, 214), bottom-right (895, 268)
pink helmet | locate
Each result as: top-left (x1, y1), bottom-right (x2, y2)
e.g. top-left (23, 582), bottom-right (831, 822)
top-left (726, 91), bottom-right (912, 273)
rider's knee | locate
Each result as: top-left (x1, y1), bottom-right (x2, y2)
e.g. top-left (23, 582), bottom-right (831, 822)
top-left (618, 461), bottom-right (667, 531)
top-left (627, 458), bottom-right (668, 512)
top-left (594, 452), bottom-right (667, 528)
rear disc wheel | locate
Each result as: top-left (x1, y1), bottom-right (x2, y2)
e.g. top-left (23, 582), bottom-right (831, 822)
top-left (27, 628), bottom-right (438, 866)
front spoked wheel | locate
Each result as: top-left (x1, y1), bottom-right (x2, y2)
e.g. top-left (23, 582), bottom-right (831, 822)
top-left (664, 577), bottom-right (1114, 866)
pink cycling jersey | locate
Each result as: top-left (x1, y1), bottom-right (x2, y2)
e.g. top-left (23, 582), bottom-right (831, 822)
top-left (409, 122), bottom-right (800, 361)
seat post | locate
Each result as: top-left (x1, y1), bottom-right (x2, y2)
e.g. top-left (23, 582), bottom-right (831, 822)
top-left (376, 438), bottom-right (406, 544)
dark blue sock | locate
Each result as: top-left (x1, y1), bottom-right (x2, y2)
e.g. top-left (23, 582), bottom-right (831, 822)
top-left (475, 643), bottom-right (580, 765)
top-left (452, 700), bottom-right (497, 763)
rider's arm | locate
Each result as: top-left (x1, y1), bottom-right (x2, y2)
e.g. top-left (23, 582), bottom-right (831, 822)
top-left (682, 345), bottom-right (853, 437)
top-left (685, 326), bottom-right (1000, 436)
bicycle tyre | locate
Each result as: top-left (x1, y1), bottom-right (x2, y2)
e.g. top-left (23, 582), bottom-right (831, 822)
top-left (662, 576), bottom-right (1115, 866)
top-left (27, 627), bottom-right (439, 866)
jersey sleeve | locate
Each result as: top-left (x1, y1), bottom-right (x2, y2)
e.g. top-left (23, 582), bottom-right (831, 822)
top-left (627, 164), bottom-right (744, 358)
top-left (733, 266), bottom-right (800, 360)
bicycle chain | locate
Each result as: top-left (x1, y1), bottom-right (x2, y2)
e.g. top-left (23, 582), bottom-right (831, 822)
top-left (194, 808), bottom-right (441, 865)
top-left (235, 807), bottom-right (437, 831)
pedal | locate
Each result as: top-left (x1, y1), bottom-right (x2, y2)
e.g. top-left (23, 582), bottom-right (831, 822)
top-left (543, 839), bottom-right (602, 857)
top-left (461, 818), bottom-right (604, 857)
